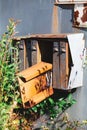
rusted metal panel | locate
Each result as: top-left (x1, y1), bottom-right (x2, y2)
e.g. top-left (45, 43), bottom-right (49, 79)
top-left (73, 4), bottom-right (87, 27)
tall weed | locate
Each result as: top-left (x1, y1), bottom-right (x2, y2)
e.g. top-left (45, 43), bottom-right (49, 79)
top-left (0, 18), bottom-right (20, 129)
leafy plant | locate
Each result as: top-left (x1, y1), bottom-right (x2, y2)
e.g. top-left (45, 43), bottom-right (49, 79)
top-left (0, 18), bottom-right (20, 129)
top-left (30, 94), bottom-right (76, 119)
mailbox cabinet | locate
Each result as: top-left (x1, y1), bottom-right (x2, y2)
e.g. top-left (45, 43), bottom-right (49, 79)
top-left (17, 62), bottom-right (53, 108)
top-left (16, 33), bottom-right (85, 93)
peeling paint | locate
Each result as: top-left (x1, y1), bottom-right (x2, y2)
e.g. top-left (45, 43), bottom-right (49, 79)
top-left (73, 4), bottom-right (87, 27)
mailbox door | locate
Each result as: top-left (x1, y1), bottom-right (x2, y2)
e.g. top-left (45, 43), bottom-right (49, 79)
top-left (67, 33), bottom-right (85, 89)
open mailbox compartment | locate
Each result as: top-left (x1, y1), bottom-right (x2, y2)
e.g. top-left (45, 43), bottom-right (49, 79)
top-left (17, 33), bottom-right (85, 108)
top-left (17, 62), bottom-right (53, 108)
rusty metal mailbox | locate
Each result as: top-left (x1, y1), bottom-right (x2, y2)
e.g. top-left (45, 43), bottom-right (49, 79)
top-left (17, 62), bottom-right (53, 108)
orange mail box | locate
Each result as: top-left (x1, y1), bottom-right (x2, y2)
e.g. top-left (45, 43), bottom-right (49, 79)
top-left (17, 62), bottom-right (53, 108)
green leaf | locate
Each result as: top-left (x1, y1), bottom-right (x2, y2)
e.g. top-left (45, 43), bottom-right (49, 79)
top-left (71, 99), bottom-right (76, 104)
top-left (67, 94), bottom-right (72, 101)
top-left (48, 97), bottom-right (54, 105)
top-left (32, 106), bottom-right (38, 113)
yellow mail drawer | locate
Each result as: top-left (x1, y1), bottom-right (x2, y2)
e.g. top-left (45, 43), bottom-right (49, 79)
top-left (17, 62), bottom-right (53, 108)
top-left (17, 62), bottom-right (52, 81)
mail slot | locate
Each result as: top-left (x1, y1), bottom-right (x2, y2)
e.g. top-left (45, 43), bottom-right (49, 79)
top-left (17, 62), bottom-right (53, 108)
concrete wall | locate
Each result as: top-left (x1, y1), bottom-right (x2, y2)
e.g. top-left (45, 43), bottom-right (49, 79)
top-left (0, 0), bottom-right (87, 123)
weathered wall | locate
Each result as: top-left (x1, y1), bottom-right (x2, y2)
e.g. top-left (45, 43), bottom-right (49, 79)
top-left (58, 5), bottom-right (74, 33)
top-left (0, 0), bottom-right (54, 36)
top-left (58, 5), bottom-right (87, 123)
top-left (0, 0), bottom-right (87, 123)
